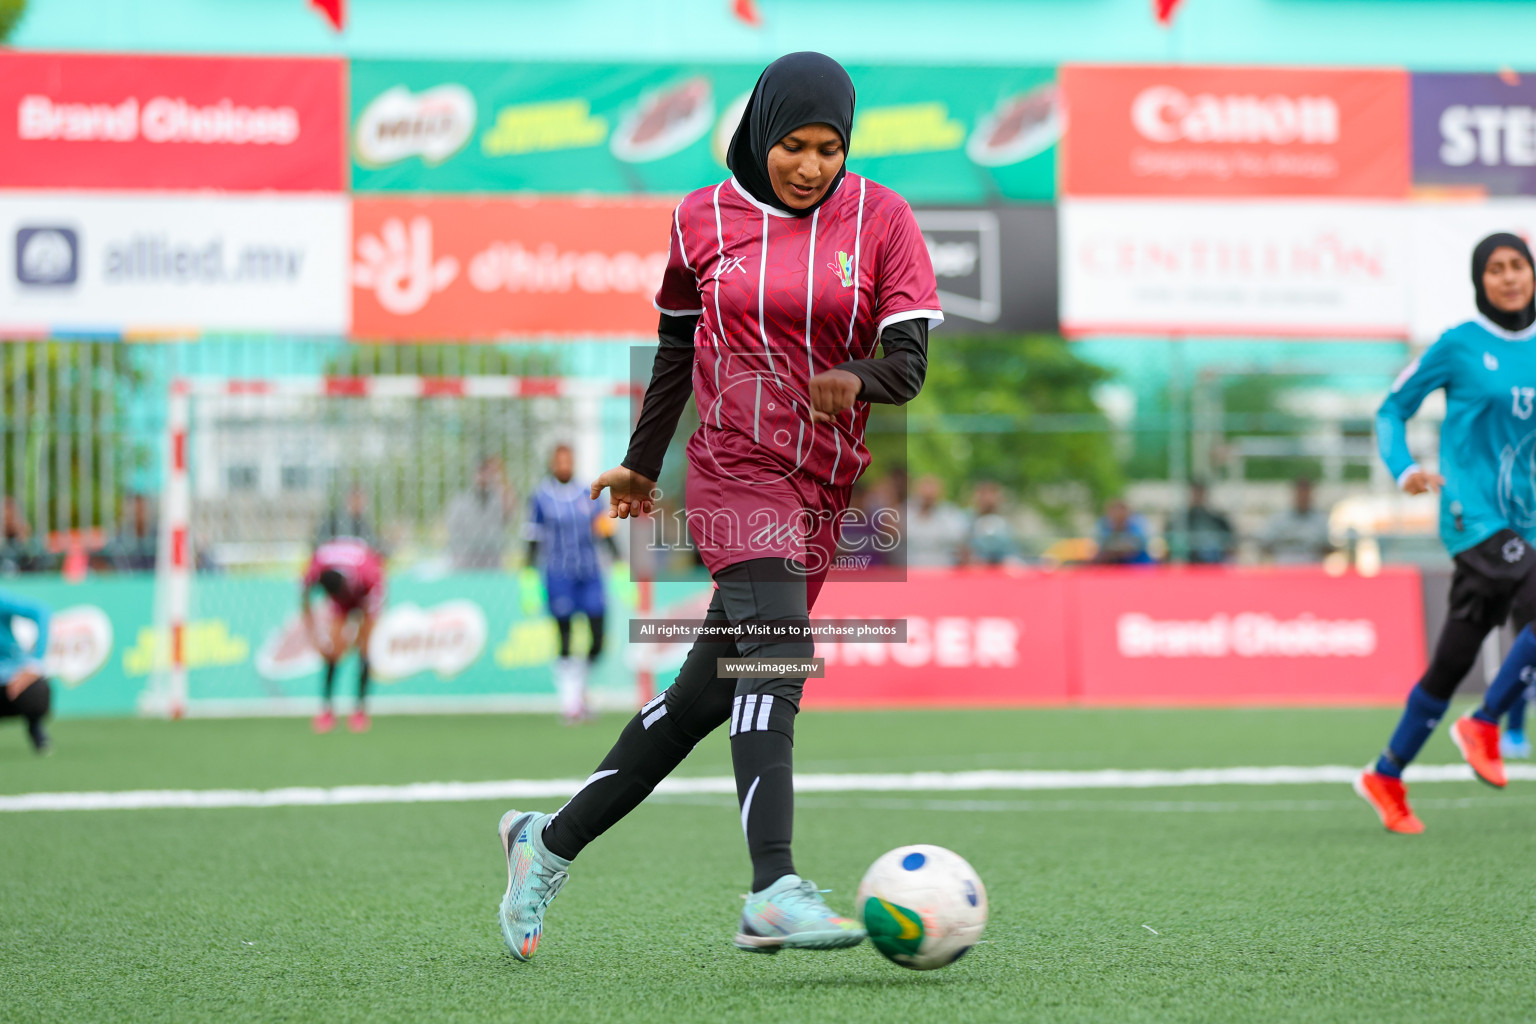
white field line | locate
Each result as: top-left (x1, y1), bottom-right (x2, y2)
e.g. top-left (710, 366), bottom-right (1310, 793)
top-left (4, 763), bottom-right (1534, 814)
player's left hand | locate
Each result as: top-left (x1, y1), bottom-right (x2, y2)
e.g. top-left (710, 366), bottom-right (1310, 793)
top-left (808, 369), bottom-right (862, 424)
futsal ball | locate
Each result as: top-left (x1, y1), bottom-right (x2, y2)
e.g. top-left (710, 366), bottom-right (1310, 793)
top-left (856, 844), bottom-right (987, 970)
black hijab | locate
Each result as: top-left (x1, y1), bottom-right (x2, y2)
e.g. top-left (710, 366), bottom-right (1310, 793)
top-left (726, 52), bottom-right (855, 218)
top-left (1472, 231), bottom-right (1536, 333)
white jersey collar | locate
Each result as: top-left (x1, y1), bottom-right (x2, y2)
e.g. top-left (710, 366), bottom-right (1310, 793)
top-left (729, 174), bottom-right (847, 219)
top-left (1474, 312), bottom-right (1536, 341)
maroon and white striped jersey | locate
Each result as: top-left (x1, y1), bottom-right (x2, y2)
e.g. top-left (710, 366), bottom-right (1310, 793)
top-left (304, 537), bottom-right (385, 612)
top-left (654, 173), bottom-right (941, 487)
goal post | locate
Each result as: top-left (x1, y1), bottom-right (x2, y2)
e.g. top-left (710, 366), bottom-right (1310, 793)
top-left (148, 374), bottom-right (653, 719)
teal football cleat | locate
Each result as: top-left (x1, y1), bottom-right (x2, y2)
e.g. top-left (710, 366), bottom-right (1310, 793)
top-left (496, 809), bottom-right (571, 961)
top-left (1502, 729), bottom-right (1532, 759)
top-left (734, 874), bottom-right (867, 953)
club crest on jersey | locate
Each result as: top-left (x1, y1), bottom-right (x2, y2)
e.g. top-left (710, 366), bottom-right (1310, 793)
top-left (1485, 352), bottom-right (1500, 371)
top-left (828, 251), bottom-right (855, 288)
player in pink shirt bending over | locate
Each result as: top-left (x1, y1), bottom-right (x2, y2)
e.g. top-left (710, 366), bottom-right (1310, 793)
top-left (495, 51), bottom-right (941, 961)
top-left (302, 536), bottom-right (385, 734)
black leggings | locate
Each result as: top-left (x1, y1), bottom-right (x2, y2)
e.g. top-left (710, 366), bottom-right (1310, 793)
top-left (0, 676), bottom-right (51, 726)
top-left (541, 557), bottom-right (814, 870)
top-left (646, 556), bottom-right (814, 736)
top-left (1418, 576), bottom-right (1536, 701)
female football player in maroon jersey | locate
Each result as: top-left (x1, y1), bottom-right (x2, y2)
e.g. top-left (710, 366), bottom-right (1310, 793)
top-left (495, 51), bottom-right (941, 961)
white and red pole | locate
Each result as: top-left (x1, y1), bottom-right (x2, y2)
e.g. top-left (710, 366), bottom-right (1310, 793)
top-left (162, 378), bottom-right (192, 719)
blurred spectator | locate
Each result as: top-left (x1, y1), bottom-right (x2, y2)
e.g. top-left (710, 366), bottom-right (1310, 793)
top-left (316, 484), bottom-right (384, 552)
top-left (101, 492), bottom-right (158, 572)
top-left (445, 456), bottom-right (516, 570)
top-left (838, 476), bottom-right (903, 569)
top-left (1260, 478), bottom-right (1334, 564)
top-left (1167, 481), bottom-right (1236, 565)
top-left (1, 496), bottom-right (47, 574)
top-left (3, 496), bottom-right (29, 547)
top-left (1094, 498), bottom-right (1155, 565)
top-left (906, 475), bottom-right (967, 567)
top-left (961, 480), bottom-right (1015, 566)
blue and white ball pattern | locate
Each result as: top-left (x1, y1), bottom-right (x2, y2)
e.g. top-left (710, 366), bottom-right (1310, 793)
top-left (855, 844), bottom-right (988, 970)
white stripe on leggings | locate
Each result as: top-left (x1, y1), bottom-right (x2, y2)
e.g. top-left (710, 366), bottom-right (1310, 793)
top-left (740, 775), bottom-right (760, 840)
top-left (755, 694), bottom-right (774, 732)
top-left (741, 694), bottom-right (759, 733)
top-left (729, 695), bottom-right (744, 737)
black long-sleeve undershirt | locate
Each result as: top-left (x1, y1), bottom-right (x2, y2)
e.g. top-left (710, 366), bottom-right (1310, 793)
top-left (837, 316), bottom-right (928, 406)
top-left (620, 313), bottom-right (699, 482)
top-left (620, 313), bottom-right (928, 482)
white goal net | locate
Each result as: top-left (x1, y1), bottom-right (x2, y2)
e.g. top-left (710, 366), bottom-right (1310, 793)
top-left (147, 374), bottom-right (643, 717)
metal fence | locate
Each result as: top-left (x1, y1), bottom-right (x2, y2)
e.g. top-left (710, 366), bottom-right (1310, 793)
top-left (1, 337), bottom-right (1434, 574)
top-left (0, 338), bottom-right (604, 574)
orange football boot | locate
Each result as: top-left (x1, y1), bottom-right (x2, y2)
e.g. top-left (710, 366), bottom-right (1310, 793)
top-left (1450, 715), bottom-right (1506, 788)
top-left (1354, 768), bottom-right (1425, 834)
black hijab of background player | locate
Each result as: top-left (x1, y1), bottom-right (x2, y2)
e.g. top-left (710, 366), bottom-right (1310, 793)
top-left (727, 51), bottom-right (856, 218)
top-left (1472, 231), bottom-right (1536, 333)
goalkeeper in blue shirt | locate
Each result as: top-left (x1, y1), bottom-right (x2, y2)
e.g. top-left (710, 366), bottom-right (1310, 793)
top-left (1356, 233), bottom-right (1536, 833)
top-left (0, 588), bottom-right (52, 754)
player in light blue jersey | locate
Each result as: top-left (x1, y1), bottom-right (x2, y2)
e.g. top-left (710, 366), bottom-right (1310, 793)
top-left (526, 444), bottom-right (616, 723)
top-left (1357, 233), bottom-right (1536, 833)
top-left (0, 588), bottom-right (53, 754)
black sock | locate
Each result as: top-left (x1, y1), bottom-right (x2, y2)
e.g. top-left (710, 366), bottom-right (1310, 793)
top-left (586, 613), bottom-right (605, 660)
top-left (321, 660), bottom-right (337, 706)
top-left (731, 696), bottom-right (798, 893)
top-left (15, 678), bottom-right (51, 751)
top-left (541, 702), bottom-right (696, 861)
top-left (357, 659), bottom-right (371, 709)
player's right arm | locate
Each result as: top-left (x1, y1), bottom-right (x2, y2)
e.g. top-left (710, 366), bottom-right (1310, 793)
top-left (524, 490), bottom-right (544, 569)
top-left (594, 202), bottom-right (700, 519)
top-left (1377, 336), bottom-right (1456, 495)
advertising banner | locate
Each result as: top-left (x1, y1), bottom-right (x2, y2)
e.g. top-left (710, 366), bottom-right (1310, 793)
top-left (913, 206), bottom-right (1058, 333)
top-left (0, 192), bottom-right (349, 336)
top-left (1068, 567), bottom-right (1424, 705)
top-left (1410, 198), bottom-right (1536, 341)
top-left (1060, 65), bottom-right (1410, 198)
top-left (351, 195), bottom-right (675, 338)
top-left (805, 571), bottom-right (1072, 707)
top-left (0, 52), bottom-right (345, 192)
top-left (349, 60), bottom-right (1060, 203)
top-left (1412, 72), bottom-right (1536, 196)
top-left (1058, 199), bottom-right (1410, 338)
top-left (1, 569), bottom-right (704, 718)
top-left (4, 566), bottom-right (1428, 717)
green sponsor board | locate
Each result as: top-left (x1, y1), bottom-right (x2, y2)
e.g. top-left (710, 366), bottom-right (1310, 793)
top-left (5, 569), bottom-right (710, 718)
top-left (350, 61), bottom-right (1058, 203)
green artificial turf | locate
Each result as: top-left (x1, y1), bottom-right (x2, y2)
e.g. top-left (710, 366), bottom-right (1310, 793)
top-left (2, 708), bottom-right (1533, 1023)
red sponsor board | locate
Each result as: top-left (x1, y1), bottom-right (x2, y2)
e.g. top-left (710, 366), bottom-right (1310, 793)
top-left (805, 570), bottom-right (1072, 708)
top-left (1060, 65), bottom-right (1410, 197)
top-left (800, 567), bottom-right (1423, 707)
top-left (351, 196), bottom-right (677, 338)
top-left (1069, 566), bottom-right (1424, 705)
top-left (0, 52), bottom-right (344, 191)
